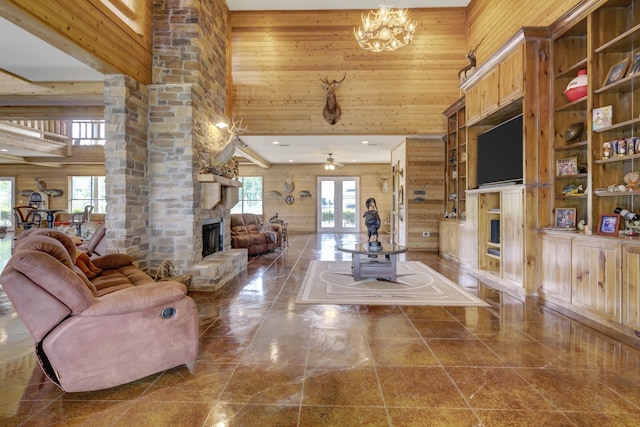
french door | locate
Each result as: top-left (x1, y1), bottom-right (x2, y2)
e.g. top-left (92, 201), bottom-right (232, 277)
top-left (0, 177), bottom-right (15, 230)
top-left (317, 177), bottom-right (359, 233)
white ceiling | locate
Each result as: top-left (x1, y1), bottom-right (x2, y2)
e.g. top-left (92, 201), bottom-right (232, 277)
top-left (0, 1), bottom-right (470, 165)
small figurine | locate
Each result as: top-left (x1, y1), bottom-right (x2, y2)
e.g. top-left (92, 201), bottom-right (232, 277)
top-left (618, 139), bottom-right (627, 156)
top-left (603, 142), bottom-right (611, 159)
top-left (562, 184), bottom-right (583, 195)
top-left (624, 171), bottom-right (640, 191)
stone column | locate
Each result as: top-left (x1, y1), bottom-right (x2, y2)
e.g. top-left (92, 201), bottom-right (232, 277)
top-left (103, 75), bottom-right (150, 269)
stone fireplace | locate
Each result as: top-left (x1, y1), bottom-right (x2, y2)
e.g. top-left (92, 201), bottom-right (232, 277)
top-left (103, 1), bottom-right (247, 292)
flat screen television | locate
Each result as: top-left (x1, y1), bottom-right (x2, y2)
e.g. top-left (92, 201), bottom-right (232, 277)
top-left (476, 114), bottom-right (523, 188)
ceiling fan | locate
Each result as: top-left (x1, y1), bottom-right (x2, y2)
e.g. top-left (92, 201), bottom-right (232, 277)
top-left (324, 153), bottom-right (343, 170)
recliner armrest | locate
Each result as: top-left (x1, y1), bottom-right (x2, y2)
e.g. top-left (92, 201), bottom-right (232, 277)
top-left (91, 254), bottom-right (134, 270)
top-left (81, 281), bottom-right (188, 316)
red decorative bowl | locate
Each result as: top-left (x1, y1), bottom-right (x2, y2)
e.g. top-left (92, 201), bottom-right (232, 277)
top-left (564, 69), bottom-right (587, 102)
top-left (564, 86), bottom-right (587, 102)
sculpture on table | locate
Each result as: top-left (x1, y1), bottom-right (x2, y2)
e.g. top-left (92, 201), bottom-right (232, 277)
top-left (363, 197), bottom-right (381, 250)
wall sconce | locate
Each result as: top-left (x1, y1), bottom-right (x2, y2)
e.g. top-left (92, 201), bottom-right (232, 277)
top-left (380, 175), bottom-right (390, 193)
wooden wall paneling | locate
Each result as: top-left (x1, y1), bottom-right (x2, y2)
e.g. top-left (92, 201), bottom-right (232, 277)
top-left (239, 163), bottom-right (392, 234)
top-left (230, 9), bottom-right (468, 136)
top-left (0, 0), bottom-right (153, 83)
top-left (405, 138), bottom-right (444, 251)
top-left (467, 0), bottom-right (582, 69)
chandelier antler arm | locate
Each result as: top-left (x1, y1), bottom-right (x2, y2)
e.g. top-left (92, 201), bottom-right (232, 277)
top-left (354, 5), bottom-right (416, 53)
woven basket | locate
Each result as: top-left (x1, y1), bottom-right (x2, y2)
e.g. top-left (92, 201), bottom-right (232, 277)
top-left (154, 260), bottom-right (192, 286)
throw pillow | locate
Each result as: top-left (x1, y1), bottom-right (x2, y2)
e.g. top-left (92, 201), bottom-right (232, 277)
top-left (75, 251), bottom-right (102, 279)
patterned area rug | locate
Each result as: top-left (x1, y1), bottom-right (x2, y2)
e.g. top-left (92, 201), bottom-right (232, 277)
top-left (296, 260), bottom-right (489, 306)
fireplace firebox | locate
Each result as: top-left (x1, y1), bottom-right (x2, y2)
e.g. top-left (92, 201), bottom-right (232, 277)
top-left (202, 218), bottom-right (223, 257)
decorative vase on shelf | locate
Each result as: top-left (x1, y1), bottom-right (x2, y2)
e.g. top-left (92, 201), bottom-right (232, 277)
top-left (564, 69), bottom-right (587, 102)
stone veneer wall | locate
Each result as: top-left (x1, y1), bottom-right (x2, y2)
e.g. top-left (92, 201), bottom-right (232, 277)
top-left (148, 0), bottom-right (232, 276)
top-left (103, 75), bottom-right (150, 270)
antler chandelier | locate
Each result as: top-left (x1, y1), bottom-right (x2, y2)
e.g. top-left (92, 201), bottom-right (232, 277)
top-left (353, 5), bottom-right (416, 52)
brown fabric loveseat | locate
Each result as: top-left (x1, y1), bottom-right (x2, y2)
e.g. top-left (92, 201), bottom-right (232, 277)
top-left (0, 228), bottom-right (199, 392)
top-left (230, 213), bottom-right (282, 255)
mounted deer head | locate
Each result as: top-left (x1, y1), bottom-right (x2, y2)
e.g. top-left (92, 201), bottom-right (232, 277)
top-left (321, 73), bottom-right (346, 125)
top-left (214, 118), bottom-right (248, 166)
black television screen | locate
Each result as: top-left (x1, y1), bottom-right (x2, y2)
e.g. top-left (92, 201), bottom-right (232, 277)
top-left (477, 114), bottom-right (523, 188)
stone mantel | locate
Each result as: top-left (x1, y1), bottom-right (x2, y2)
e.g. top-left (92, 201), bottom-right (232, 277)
top-left (197, 174), bottom-right (242, 209)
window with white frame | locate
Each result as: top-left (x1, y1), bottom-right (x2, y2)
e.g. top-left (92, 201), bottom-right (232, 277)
top-left (72, 120), bottom-right (106, 145)
top-left (231, 177), bottom-right (263, 215)
top-left (69, 176), bottom-right (106, 214)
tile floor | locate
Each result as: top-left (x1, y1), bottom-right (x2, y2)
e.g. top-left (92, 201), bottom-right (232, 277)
top-left (2, 232), bottom-right (640, 426)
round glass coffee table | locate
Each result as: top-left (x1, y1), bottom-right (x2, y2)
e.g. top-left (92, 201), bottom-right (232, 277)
top-left (337, 243), bottom-right (408, 281)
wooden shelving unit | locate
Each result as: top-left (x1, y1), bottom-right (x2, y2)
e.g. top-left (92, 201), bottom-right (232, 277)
top-left (551, 15), bottom-right (589, 227)
top-left (442, 96), bottom-right (466, 220)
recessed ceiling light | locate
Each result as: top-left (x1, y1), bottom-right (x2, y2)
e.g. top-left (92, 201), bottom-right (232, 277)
top-left (0, 149), bottom-right (7, 152)
top-left (272, 141), bottom-right (279, 145)
top-left (289, 159), bottom-right (293, 162)
top-left (362, 140), bottom-right (369, 144)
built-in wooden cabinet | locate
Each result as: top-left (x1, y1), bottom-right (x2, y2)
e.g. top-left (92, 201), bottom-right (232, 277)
top-left (499, 44), bottom-right (524, 105)
top-left (480, 67), bottom-right (500, 117)
top-left (466, 84), bottom-right (481, 123)
top-left (501, 187), bottom-right (525, 286)
top-left (460, 28), bottom-right (549, 296)
top-left (478, 190), bottom-right (501, 276)
top-left (538, 232), bottom-right (573, 303)
top-left (465, 42), bottom-right (525, 125)
top-left (622, 244), bottom-right (640, 331)
top-left (571, 238), bottom-right (622, 322)
top-left (472, 186), bottom-right (525, 290)
top-left (438, 219), bottom-right (460, 261)
top-left (459, 192), bottom-right (479, 268)
top-left (539, 231), bottom-right (640, 342)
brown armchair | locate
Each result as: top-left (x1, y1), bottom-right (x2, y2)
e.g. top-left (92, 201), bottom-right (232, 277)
top-left (0, 229), bottom-right (199, 392)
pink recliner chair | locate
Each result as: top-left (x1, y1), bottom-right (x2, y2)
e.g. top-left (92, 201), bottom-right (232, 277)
top-left (0, 229), bottom-right (199, 392)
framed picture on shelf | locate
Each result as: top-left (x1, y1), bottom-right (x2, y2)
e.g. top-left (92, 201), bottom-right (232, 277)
top-left (556, 157), bottom-right (578, 177)
top-left (555, 208), bottom-right (576, 228)
top-left (603, 58), bottom-right (630, 86)
top-left (592, 105), bottom-right (612, 131)
top-left (627, 52), bottom-right (640, 78)
top-left (597, 214), bottom-right (621, 235)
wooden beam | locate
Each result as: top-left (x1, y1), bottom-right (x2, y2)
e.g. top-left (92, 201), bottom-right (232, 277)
top-left (0, 105), bottom-right (104, 120)
top-left (0, 0), bottom-right (152, 83)
top-left (0, 75), bottom-right (104, 106)
top-left (0, 128), bottom-right (67, 156)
